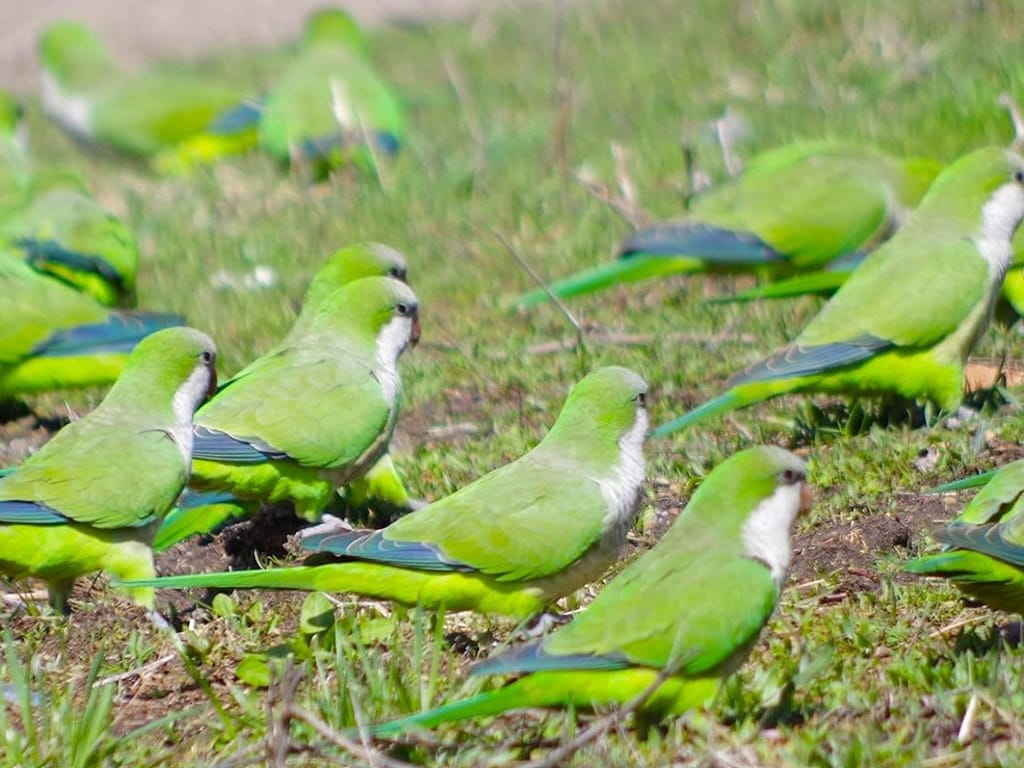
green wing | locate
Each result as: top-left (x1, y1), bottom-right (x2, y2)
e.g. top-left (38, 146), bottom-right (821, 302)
top-left (382, 452), bottom-right (609, 582)
top-left (0, 256), bottom-right (107, 364)
top-left (954, 459), bottom-right (1024, 527)
top-left (92, 72), bottom-right (246, 156)
top-left (542, 540), bottom-right (778, 675)
top-left (796, 236), bottom-right (989, 348)
top-left (197, 334), bottom-right (392, 469)
top-left (0, 421), bottom-right (185, 529)
top-left (692, 144), bottom-right (897, 269)
top-left (259, 47), bottom-right (405, 162)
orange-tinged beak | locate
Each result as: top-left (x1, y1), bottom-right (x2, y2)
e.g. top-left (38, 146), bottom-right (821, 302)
top-left (410, 315), bottom-right (421, 348)
top-left (799, 482), bottom-right (813, 514)
top-left (206, 368), bottom-right (218, 402)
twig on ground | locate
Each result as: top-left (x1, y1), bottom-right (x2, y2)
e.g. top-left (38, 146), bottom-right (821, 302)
top-left (957, 692), bottom-right (979, 746)
top-left (495, 229), bottom-right (588, 369)
top-left (574, 145), bottom-right (651, 228)
top-left (288, 703), bottom-right (418, 768)
top-left (93, 653), bottom-right (175, 688)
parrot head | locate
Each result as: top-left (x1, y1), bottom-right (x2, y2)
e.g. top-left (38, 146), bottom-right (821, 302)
top-left (302, 242), bottom-right (409, 313)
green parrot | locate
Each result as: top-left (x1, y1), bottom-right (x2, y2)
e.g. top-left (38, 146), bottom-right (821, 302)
top-left (185, 275), bottom-right (419, 519)
top-left (125, 366), bottom-right (649, 622)
top-left (366, 445), bottom-right (809, 735)
top-left (906, 458), bottom-right (1024, 612)
top-left (217, 9), bottom-right (405, 178)
top-left (0, 253), bottom-right (181, 398)
top-left (509, 141), bottom-right (940, 308)
top-left (0, 327), bottom-right (216, 613)
top-left (153, 242), bottom-right (413, 551)
top-left (38, 21), bottom-right (256, 173)
top-left (2, 180), bottom-right (139, 307)
top-left (654, 147), bottom-right (1024, 437)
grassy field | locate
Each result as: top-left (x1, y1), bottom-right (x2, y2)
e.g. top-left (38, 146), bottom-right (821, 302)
top-left (5, 0), bottom-right (1024, 765)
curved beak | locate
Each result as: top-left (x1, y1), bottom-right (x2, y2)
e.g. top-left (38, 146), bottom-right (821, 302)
top-left (410, 315), bottom-right (421, 348)
top-left (799, 482), bottom-right (813, 514)
top-left (206, 367), bottom-right (218, 402)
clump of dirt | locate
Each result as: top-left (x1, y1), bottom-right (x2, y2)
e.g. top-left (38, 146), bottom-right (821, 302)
top-left (788, 490), bottom-right (951, 597)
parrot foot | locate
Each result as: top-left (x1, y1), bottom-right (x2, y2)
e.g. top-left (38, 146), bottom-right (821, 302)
top-left (944, 406), bottom-right (980, 429)
top-left (521, 611), bottom-right (572, 638)
top-left (294, 513), bottom-right (354, 541)
top-left (147, 609), bottom-right (172, 632)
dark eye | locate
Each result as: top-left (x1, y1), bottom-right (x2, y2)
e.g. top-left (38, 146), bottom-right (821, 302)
top-left (201, 350), bottom-right (214, 364)
top-left (390, 267), bottom-right (406, 280)
top-left (636, 392), bottom-right (647, 406)
top-left (1014, 171), bottom-right (1024, 184)
top-left (396, 303), bottom-right (409, 315)
top-left (780, 468), bottom-right (803, 484)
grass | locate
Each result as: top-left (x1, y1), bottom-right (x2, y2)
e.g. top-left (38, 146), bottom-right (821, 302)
top-left (5, 0), bottom-right (1024, 764)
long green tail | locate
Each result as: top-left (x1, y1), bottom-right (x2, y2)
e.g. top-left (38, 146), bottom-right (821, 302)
top-left (119, 565), bottom-right (327, 591)
top-left (927, 470), bottom-right (996, 494)
top-left (367, 683), bottom-right (531, 737)
top-left (652, 390), bottom-right (744, 437)
top-left (506, 255), bottom-right (700, 308)
top-left (710, 270), bottom-right (849, 304)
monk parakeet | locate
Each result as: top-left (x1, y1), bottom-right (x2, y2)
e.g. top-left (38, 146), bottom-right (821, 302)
top-left (0, 327), bottom-right (216, 613)
top-left (0, 254), bottom-right (182, 398)
top-left (126, 367), bottom-right (649, 621)
top-left (509, 141), bottom-right (940, 307)
top-left (654, 147), bottom-right (1024, 437)
top-left (38, 21), bottom-right (256, 173)
top-left (3, 180), bottom-right (139, 307)
top-left (367, 445), bottom-right (809, 735)
top-left (152, 245), bottom-right (414, 551)
top-left (906, 458), bottom-right (1024, 612)
top-left (185, 275), bottom-right (418, 521)
top-left (218, 9), bottom-right (405, 178)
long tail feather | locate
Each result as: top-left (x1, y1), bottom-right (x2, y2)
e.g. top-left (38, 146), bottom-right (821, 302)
top-left (927, 471), bottom-right (996, 494)
top-left (366, 684), bottom-right (530, 737)
top-left (710, 270), bottom-right (849, 304)
top-left (652, 390), bottom-right (744, 437)
top-left (505, 255), bottom-right (701, 308)
top-left (119, 566), bottom-right (328, 591)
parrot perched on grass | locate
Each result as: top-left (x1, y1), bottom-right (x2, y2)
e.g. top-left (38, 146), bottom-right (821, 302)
top-left (2, 180), bottom-right (139, 307)
top-left (38, 21), bottom-right (256, 173)
top-left (126, 366), bottom-right (649, 622)
top-left (0, 254), bottom-right (182, 398)
top-left (366, 445), bottom-right (810, 735)
top-left (215, 8), bottom-right (405, 178)
top-left (509, 141), bottom-right (940, 308)
top-left (184, 275), bottom-right (419, 523)
top-left (153, 242), bottom-right (414, 551)
top-left (906, 458), bottom-right (1024, 612)
top-left (654, 147), bottom-right (1024, 437)
top-left (0, 90), bottom-right (138, 305)
top-left (0, 327), bottom-right (216, 613)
